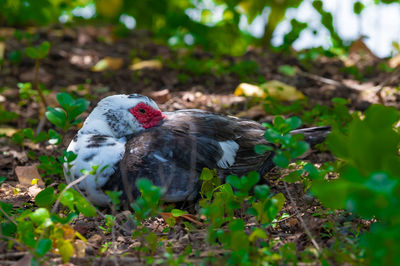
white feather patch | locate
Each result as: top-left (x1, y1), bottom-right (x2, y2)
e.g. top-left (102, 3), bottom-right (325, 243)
top-left (217, 140), bottom-right (239, 168)
top-left (64, 134), bottom-right (126, 206)
top-left (154, 154), bottom-right (168, 162)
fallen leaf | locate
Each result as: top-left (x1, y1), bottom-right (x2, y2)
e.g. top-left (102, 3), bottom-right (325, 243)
top-left (91, 57), bottom-right (124, 72)
top-left (0, 126), bottom-right (18, 136)
top-left (234, 83), bottom-right (266, 98)
top-left (235, 81), bottom-right (305, 101)
top-left (262, 80), bottom-right (305, 101)
top-left (15, 165), bottom-right (43, 186)
top-left (130, 59), bottom-right (162, 71)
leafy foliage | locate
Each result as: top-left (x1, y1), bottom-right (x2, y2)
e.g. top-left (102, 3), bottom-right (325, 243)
top-left (46, 92), bottom-right (90, 131)
top-left (309, 104), bottom-right (400, 264)
top-left (0, 182), bottom-right (96, 264)
top-left (256, 116), bottom-right (309, 168)
top-left (1, 0), bottom-right (397, 54)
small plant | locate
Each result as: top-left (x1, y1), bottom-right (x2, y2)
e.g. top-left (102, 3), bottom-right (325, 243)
top-left (18, 82), bottom-right (40, 103)
top-left (45, 92), bottom-right (90, 132)
top-left (199, 170), bottom-right (286, 264)
top-left (128, 179), bottom-right (164, 255)
top-left (38, 150), bottom-right (76, 182)
top-left (255, 116), bottom-right (310, 168)
top-left (0, 106), bottom-right (18, 124)
top-left (11, 128), bottom-right (47, 147)
top-left (98, 215), bottom-right (116, 234)
top-left (309, 104), bottom-right (400, 265)
top-left (25, 41), bottom-right (51, 108)
top-left (0, 179), bottom-right (97, 264)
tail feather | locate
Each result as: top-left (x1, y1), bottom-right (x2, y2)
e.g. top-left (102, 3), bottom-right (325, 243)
top-left (290, 126), bottom-right (331, 146)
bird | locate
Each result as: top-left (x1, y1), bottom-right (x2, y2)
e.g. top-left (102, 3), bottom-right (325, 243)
top-left (64, 94), bottom-right (330, 207)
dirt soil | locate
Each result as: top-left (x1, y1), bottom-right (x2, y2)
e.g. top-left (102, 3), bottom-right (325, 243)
top-left (0, 26), bottom-right (398, 264)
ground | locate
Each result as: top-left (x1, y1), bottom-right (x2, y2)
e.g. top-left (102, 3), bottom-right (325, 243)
top-left (0, 26), bottom-right (398, 264)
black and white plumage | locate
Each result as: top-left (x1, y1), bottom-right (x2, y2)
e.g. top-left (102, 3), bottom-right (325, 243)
top-left (65, 94), bottom-right (330, 207)
top-left (65, 94), bottom-right (163, 206)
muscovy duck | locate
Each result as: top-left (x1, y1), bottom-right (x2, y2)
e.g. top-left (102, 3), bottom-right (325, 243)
top-left (65, 94), bottom-right (330, 207)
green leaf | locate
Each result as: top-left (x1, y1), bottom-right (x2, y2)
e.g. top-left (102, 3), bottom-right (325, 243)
top-left (35, 187), bottom-right (56, 208)
top-left (243, 171), bottom-right (260, 189)
top-left (59, 240), bottom-right (74, 263)
top-left (353, 1), bottom-right (365, 14)
top-left (22, 128), bottom-right (34, 140)
top-left (249, 228), bottom-right (267, 242)
top-left (74, 192), bottom-right (97, 217)
top-left (286, 116), bottom-right (302, 131)
top-left (17, 221), bottom-right (36, 247)
top-left (45, 107), bottom-right (67, 129)
top-left (278, 65), bottom-right (296, 76)
top-left (0, 176), bottom-right (6, 185)
top-left (59, 189), bottom-right (75, 211)
top-left (56, 92), bottom-right (75, 111)
top-left (364, 104), bottom-right (399, 130)
top-left (63, 151), bottom-right (78, 163)
top-left (200, 168), bottom-right (214, 181)
top-left (137, 178), bottom-right (153, 192)
top-left (171, 209), bottom-right (188, 217)
top-left (30, 208), bottom-right (50, 226)
top-left (228, 219), bottom-right (245, 232)
top-left (283, 170), bottom-right (302, 183)
top-left (105, 190), bottom-right (122, 207)
top-left (365, 172), bottom-right (397, 195)
top-left (273, 116), bottom-right (285, 128)
top-left (331, 97), bottom-right (348, 105)
top-left (68, 98), bottom-right (90, 119)
top-left (254, 185), bottom-right (270, 200)
top-left (48, 129), bottom-right (61, 145)
top-left (311, 179), bottom-right (350, 209)
top-left (35, 239), bottom-right (52, 257)
top-left (272, 193), bottom-right (286, 215)
top-left (326, 130), bottom-right (349, 159)
top-left (25, 47), bottom-right (39, 59)
top-left (0, 222), bottom-right (17, 237)
top-left (291, 141), bottom-right (309, 158)
top-left (226, 175), bottom-right (241, 189)
top-left (0, 202), bottom-right (13, 216)
top-left (37, 41), bottom-right (50, 58)
top-left (51, 212), bottom-right (78, 224)
top-left (273, 153), bottom-right (290, 168)
top-left (254, 144), bottom-right (273, 154)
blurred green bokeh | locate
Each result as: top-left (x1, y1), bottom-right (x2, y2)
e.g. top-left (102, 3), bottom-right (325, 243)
top-left (0, 0), bottom-right (398, 55)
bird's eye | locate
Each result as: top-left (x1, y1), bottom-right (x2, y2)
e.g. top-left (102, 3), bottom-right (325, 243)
top-left (139, 108), bottom-right (146, 114)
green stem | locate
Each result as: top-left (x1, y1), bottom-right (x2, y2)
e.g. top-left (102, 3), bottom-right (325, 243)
top-left (33, 59), bottom-right (48, 108)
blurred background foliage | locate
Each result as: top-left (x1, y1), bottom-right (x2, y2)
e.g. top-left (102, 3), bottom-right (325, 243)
top-left (0, 0), bottom-right (399, 55)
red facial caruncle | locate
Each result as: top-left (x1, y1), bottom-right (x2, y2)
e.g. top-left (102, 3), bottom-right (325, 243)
top-left (129, 103), bottom-right (165, 129)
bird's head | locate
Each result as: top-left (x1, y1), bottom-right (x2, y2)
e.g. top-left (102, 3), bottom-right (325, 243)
top-left (80, 94), bottom-right (165, 138)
